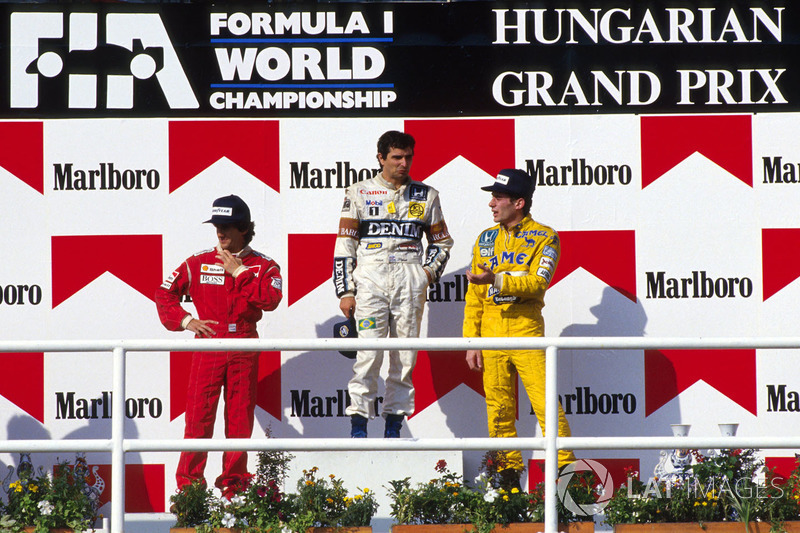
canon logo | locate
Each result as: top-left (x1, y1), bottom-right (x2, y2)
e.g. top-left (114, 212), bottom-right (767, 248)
top-left (10, 12), bottom-right (198, 109)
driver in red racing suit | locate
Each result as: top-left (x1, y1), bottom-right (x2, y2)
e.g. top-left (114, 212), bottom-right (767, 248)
top-left (156, 195), bottom-right (282, 495)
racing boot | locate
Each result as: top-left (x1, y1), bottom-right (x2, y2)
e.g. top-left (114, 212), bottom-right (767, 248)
top-left (350, 414), bottom-right (368, 438)
top-left (498, 468), bottom-right (522, 492)
top-left (384, 414), bottom-right (404, 438)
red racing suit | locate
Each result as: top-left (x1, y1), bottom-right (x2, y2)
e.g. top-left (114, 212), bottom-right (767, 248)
top-left (155, 245), bottom-right (282, 490)
top-left (463, 216), bottom-right (575, 470)
top-left (333, 174), bottom-right (453, 419)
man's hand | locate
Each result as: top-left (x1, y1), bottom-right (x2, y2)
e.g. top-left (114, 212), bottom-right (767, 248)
top-left (340, 296), bottom-right (356, 318)
top-left (185, 318), bottom-right (218, 338)
top-left (466, 349), bottom-right (484, 372)
top-left (467, 350), bottom-right (483, 372)
top-left (217, 250), bottom-right (244, 275)
top-left (465, 263), bottom-right (495, 286)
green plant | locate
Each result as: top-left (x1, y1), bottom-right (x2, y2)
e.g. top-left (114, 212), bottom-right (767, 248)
top-left (169, 445), bottom-right (377, 532)
top-left (603, 450), bottom-right (800, 531)
top-left (255, 426), bottom-right (294, 488)
top-left (170, 427), bottom-right (297, 532)
top-left (169, 479), bottom-right (214, 529)
top-left (289, 466), bottom-right (378, 529)
top-left (388, 460), bottom-right (475, 526)
top-left (0, 454), bottom-right (99, 533)
top-left (388, 459), bottom-right (593, 533)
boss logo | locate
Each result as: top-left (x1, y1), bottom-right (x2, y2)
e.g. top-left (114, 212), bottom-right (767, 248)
top-left (10, 12), bottom-right (198, 109)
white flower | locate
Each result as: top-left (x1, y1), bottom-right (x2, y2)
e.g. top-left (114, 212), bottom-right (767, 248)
top-left (38, 500), bottom-right (54, 516)
top-left (281, 524), bottom-right (292, 533)
top-left (221, 512), bottom-right (236, 528)
top-left (484, 488), bottom-right (500, 502)
top-left (474, 473), bottom-right (488, 485)
top-left (230, 495), bottom-right (245, 506)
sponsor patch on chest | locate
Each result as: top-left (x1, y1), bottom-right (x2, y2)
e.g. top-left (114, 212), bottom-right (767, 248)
top-left (200, 274), bottom-right (225, 285)
top-left (201, 264), bottom-right (225, 275)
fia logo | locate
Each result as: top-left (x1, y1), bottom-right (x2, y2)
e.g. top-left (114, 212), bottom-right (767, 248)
top-left (10, 12), bottom-right (198, 109)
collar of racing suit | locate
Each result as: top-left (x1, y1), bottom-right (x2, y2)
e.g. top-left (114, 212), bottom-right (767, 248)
top-left (376, 172), bottom-right (410, 192)
top-left (215, 245), bottom-right (252, 258)
top-left (501, 215), bottom-right (532, 238)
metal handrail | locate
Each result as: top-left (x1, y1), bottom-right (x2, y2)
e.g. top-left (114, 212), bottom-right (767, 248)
top-left (2, 336), bottom-right (799, 533)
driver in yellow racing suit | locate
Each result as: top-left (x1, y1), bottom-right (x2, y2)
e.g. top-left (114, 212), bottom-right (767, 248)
top-left (463, 168), bottom-right (575, 490)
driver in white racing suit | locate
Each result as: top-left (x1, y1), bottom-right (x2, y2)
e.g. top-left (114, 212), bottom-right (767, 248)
top-left (333, 131), bottom-right (454, 438)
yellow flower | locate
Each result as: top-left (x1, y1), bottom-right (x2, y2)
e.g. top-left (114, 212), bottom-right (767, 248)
top-left (503, 495), bottom-right (509, 501)
top-left (29, 485), bottom-right (38, 493)
top-left (305, 481), bottom-right (314, 486)
top-left (694, 502), bottom-right (700, 507)
top-left (363, 488), bottom-right (370, 493)
top-left (707, 491), bottom-right (714, 499)
top-left (326, 498), bottom-right (334, 504)
top-left (354, 494), bottom-right (363, 501)
top-left (702, 502), bottom-right (707, 507)
top-left (511, 488), bottom-right (520, 494)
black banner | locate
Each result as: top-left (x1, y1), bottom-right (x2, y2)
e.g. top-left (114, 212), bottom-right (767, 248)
top-left (0, 1), bottom-right (796, 118)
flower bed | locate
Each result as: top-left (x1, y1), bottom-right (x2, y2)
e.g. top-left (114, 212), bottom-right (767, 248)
top-left (391, 523), bottom-right (593, 533)
top-left (387, 458), bottom-right (597, 533)
top-left (613, 523), bottom-right (800, 532)
top-left (170, 432), bottom-right (378, 533)
top-left (1, 454), bottom-right (100, 533)
top-left (603, 450), bottom-right (800, 532)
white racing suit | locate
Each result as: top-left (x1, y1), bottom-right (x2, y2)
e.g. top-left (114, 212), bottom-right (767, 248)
top-left (334, 174), bottom-right (453, 418)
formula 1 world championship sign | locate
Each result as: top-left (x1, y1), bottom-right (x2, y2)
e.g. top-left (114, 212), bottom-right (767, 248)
top-left (0, 1), bottom-right (797, 118)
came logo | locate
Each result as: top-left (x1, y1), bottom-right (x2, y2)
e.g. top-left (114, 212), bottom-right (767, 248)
top-left (10, 12), bottom-right (198, 110)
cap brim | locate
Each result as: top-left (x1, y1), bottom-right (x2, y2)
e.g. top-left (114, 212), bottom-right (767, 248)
top-left (204, 216), bottom-right (246, 225)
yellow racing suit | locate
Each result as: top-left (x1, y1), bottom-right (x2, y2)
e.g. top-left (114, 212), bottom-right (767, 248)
top-left (463, 215), bottom-right (575, 470)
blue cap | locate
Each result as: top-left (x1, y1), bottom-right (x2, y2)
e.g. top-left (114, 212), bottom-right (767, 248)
top-left (204, 195), bottom-right (251, 225)
top-left (333, 317), bottom-right (357, 359)
top-left (481, 169), bottom-right (534, 198)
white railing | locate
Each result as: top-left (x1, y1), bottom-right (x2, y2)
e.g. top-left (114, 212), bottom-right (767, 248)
top-left (2, 336), bottom-right (800, 533)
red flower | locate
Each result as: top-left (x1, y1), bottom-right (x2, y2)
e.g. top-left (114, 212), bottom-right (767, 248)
top-left (436, 460), bottom-right (448, 473)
